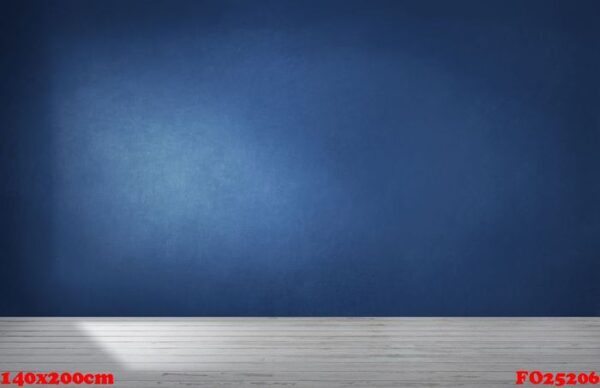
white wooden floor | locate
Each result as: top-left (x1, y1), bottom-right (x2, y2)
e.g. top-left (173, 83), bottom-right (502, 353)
top-left (0, 318), bottom-right (599, 387)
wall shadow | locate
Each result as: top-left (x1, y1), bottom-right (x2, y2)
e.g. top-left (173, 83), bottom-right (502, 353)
top-left (0, 1), bottom-right (56, 314)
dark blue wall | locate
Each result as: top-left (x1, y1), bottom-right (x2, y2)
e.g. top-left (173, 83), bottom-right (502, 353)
top-left (1, 0), bottom-right (599, 316)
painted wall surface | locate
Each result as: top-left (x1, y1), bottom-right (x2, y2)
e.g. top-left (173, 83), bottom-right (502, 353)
top-left (1, 0), bottom-right (599, 316)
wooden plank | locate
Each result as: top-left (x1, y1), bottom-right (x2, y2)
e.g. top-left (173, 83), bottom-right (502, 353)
top-left (0, 318), bottom-right (597, 387)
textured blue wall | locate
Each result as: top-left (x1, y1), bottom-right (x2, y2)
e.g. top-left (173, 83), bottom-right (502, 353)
top-left (1, 0), bottom-right (599, 316)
